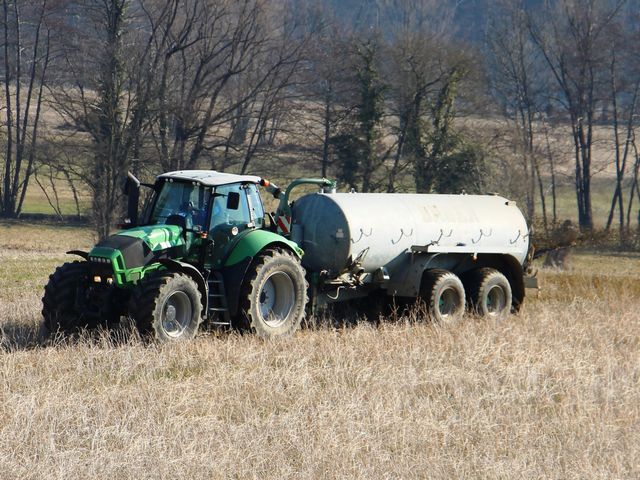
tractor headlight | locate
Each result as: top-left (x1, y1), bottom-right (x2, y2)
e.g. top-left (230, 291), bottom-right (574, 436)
top-left (90, 257), bottom-right (111, 264)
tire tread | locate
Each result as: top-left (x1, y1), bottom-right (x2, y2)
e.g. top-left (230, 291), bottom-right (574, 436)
top-left (131, 272), bottom-right (202, 340)
top-left (420, 269), bottom-right (465, 322)
top-left (239, 247), bottom-right (308, 337)
top-left (41, 261), bottom-right (89, 333)
top-left (465, 267), bottom-right (512, 317)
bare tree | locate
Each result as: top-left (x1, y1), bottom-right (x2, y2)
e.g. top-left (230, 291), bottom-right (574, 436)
top-left (46, 0), bottom-right (313, 238)
top-left (47, 0), bottom-right (152, 238)
top-left (148, 0), bottom-right (270, 171)
top-left (0, 0), bottom-right (51, 218)
top-left (603, 11), bottom-right (640, 240)
top-left (294, 5), bottom-right (358, 180)
top-left (382, 0), bottom-right (455, 192)
top-left (142, 0), bottom-right (312, 174)
top-left (626, 135), bottom-right (640, 231)
top-left (381, 0), bottom-right (484, 194)
top-left (528, 0), bottom-right (627, 231)
top-left (236, 2), bottom-right (315, 174)
top-left (487, 1), bottom-right (548, 225)
top-left (540, 117), bottom-right (560, 226)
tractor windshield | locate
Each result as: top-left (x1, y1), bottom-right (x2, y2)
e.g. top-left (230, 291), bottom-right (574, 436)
top-left (148, 181), bottom-right (211, 230)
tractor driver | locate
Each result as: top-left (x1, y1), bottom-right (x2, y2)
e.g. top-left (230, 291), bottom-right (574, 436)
top-left (152, 181), bottom-right (209, 232)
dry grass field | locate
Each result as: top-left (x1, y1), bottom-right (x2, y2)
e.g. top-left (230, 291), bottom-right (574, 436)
top-left (0, 221), bottom-right (639, 479)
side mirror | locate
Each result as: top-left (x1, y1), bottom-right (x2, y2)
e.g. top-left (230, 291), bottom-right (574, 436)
top-left (227, 192), bottom-right (240, 210)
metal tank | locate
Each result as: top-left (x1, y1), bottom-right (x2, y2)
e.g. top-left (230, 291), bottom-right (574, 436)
top-left (290, 192), bottom-right (530, 277)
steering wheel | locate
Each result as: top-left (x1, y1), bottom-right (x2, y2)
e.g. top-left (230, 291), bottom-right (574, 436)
top-left (180, 201), bottom-right (209, 230)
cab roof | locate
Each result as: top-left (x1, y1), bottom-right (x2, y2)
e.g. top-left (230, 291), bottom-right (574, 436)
top-left (158, 170), bottom-right (262, 187)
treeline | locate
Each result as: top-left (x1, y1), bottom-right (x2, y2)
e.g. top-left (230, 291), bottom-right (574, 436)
top-left (0, 0), bottom-right (639, 241)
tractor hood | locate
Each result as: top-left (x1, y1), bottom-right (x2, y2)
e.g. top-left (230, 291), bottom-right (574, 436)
top-left (88, 225), bottom-right (186, 270)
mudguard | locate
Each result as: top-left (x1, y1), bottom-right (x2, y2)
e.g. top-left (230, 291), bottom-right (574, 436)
top-left (224, 229), bottom-right (302, 267)
top-left (221, 229), bottom-right (303, 316)
top-left (157, 259), bottom-right (208, 315)
top-left (67, 250), bottom-right (88, 259)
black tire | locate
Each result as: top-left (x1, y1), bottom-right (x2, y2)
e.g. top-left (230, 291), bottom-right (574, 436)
top-left (239, 248), bottom-right (308, 338)
top-left (132, 272), bottom-right (203, 342)
top-left (42, 261), bottom-right (91, 335)
top-left (419, 269), bottom-right (466, 323)
top-left (466, 268), bottom-right (512, 318)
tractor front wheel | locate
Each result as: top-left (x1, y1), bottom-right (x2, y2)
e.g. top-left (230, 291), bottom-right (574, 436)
top-left (42, 261), bottom-right (91, 335)
top-left (239, 248), bottom-right (308, 338)
top-left (133, 272), bottom-right (203, 342)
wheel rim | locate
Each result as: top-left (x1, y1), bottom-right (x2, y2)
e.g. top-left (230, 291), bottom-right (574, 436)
top-left (438, 287), bottom-right (460, 318)
top-left (161, 291), bottom-right (192, 338)
top-left (259, 271), bottom-right (295, 328)
top-left (486, 285), bottom-right (507, 315)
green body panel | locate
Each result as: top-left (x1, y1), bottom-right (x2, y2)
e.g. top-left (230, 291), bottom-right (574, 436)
top-left (87, 225), bottom-right (186, 288)
top-left (117, 225), bottom-right (184, 250)
top-left (85, 223), bottom-right (299, 289)
top-left (225, 229), bottom-right (302, 267)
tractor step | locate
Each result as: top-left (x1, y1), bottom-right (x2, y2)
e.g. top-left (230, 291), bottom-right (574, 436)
top-left (207, 273), bottom-right (231, 326)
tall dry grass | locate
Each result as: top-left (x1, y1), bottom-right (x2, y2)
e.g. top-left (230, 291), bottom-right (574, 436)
top-left (1, 223), bottom-right (639, 479)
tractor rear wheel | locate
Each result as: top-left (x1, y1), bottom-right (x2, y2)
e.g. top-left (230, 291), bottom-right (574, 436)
top-left (42, 261), bottom-right (91, 335)
top-left (420, 269), bottom-right (466, 323)
top-left (133, 272), bottom-right (203, 342)
top-left (466, 268), bottom-right (512, 318)
top-left (239, 248), bottom-right (307, 338)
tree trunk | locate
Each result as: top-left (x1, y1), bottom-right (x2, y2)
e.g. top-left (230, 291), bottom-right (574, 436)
top-left (1, 0), bottom-right (48, 218)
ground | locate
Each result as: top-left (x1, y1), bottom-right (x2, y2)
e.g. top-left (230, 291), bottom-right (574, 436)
top-left (0, 221), bottom-right (638, 479)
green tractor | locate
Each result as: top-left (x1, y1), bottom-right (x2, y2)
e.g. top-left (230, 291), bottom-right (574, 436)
top-left (42, 170), bottom-right (334, 341)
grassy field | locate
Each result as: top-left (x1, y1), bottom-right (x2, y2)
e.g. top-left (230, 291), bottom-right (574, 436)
top-left (0, 222), bottom-right (639, 479)
top-left (18, 174), bottom-right (90, 217)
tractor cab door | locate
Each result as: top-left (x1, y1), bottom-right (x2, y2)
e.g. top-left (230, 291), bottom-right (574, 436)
top-left (208, 183), bottom-right (264, 267)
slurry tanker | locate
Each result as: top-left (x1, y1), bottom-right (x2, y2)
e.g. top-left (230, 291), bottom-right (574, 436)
top-left (42, 171), bottom-right (534, 341)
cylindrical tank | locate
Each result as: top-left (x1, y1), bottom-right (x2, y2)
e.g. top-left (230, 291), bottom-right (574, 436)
top-left (290, 192), bottom-right (530, 275)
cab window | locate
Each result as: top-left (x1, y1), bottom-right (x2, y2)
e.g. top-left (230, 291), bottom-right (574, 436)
top-left (246, 184), bottom-right (265, 228)
top-left (210, 183), bottom-right (251, 230)
top-left (149, 180), bottom-right (210, 230)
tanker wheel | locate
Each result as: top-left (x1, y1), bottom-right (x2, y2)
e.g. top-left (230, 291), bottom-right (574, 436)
top-left (41, 261), bottom-right (92, 335)
top-left (466, 268), bottom-right (512, 318)
top-left (132, 272), bottom-right (203, 342)
top-left (239, 248), bottom-right (308, 338)
top-left (420, 269), bottom-right (466, 323)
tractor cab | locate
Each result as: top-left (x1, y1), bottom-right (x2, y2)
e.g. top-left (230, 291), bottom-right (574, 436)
top-left (146, 171), bottom-right (264, 228)
top-left (117, 170), bottom-right (264, 269)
